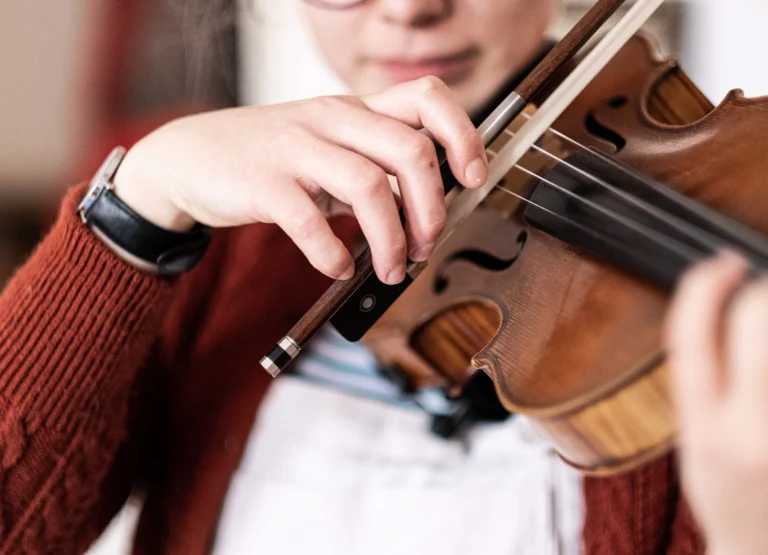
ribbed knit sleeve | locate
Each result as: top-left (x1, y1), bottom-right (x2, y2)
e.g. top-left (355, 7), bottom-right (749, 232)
top-left (583, 453), bottom-right (705, 554)
top-left (0, 183), bottom-right (175, 552)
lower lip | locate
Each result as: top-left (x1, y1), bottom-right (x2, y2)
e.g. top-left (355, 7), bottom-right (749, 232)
top-left (376, 57), bottom-right (474, 84)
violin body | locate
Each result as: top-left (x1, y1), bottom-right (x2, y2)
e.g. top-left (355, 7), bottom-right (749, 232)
top-left (362, 35), bottom-right (768, 475)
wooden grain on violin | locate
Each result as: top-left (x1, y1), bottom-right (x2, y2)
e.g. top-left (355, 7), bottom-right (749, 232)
top-left (533, 359), bottom-right (676, 474)
top-left (515, 0), bottom-right (626, 101)
top-left (364, 34), bottom-right (768, 475)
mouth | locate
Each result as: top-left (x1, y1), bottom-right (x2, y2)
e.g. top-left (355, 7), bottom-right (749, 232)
top-left (372, 48), bottom-right (480, 84)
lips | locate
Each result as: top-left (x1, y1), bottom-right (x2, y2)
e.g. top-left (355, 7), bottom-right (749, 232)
top-left (373, 48), bottom-right (479, 84)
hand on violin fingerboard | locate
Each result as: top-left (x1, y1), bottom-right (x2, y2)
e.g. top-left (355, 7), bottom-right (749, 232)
top-left (667, 252), bottom-right (768, 555)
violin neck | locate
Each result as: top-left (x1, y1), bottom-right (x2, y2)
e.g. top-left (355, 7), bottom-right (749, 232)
top-left (525, 147), bottom-right (768, 289)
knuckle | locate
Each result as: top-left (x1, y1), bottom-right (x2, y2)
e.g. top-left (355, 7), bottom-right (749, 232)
top-left (402, 133), bottom-right (436, 165)
top-left (294, 173), bottom-right (324, 199)
top-left (291, 210), bottom-right (325, 241)
top-left (462, 128), bottom-right (484, 152)
top-left (274, 126), bottom-right (308, 152)
top-left (305, 96), bottom-right (349, 119)
top-left (323, 95), bottom-right (359, 113)
top-left (325, 250), bottom-right (352, 276)
top-left (356, 165), bottom-right (387, 196)
top-left (315, 95), bottom-right (346, 110)
top-left (418, 75), bottom-right (448, 95)
top-left (421, 211), bottom-right (447, 240)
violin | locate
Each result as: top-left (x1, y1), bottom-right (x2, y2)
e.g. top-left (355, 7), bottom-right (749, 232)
top-left (262, 0), bottom-right (768, 475)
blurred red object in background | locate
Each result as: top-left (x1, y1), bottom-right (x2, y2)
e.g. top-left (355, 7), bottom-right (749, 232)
top-left (75, 0), bottom-right (224, 182)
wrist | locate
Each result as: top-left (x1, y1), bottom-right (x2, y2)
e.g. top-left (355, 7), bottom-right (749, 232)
top-left (112, 145), bottom-right (196, 233)
top-left (78, 146), bottom-right (213, 277)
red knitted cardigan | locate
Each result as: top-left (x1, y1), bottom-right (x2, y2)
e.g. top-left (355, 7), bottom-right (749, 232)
top-left (0, 183), bottom-right (705, 554)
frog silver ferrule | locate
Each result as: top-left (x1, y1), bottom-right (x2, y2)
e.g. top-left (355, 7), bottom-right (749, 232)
top-left (260, 336), bottom-right (301, 377)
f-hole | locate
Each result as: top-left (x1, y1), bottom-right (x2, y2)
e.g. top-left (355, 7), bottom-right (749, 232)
top-left (434, 230), bottom-right (528, 294)
top-left (585, 96), bottom-right (628, 153)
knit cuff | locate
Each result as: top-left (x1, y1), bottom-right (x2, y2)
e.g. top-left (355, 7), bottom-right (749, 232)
top-left (0, 183), bottom-right (175, 434)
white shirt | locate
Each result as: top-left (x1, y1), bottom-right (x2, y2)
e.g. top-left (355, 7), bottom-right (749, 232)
top-left (212, 376), bottom-right (584, 555)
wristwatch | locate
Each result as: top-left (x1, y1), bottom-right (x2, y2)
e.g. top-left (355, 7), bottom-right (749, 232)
top-left (77, 147), bottom-right (212, 277)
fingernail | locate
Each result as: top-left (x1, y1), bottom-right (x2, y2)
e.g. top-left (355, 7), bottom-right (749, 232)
top-left (338, 261), bottom-right (355, 280)
top-left (386, 264), bottom-right (406, 285)
top-left (465, 157), bottom-right (487, 187)
top-left (409, 242), bottom-right (435, 262)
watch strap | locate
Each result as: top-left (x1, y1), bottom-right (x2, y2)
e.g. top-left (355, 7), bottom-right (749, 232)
top-left (83, 189), bottom-right (212, 276)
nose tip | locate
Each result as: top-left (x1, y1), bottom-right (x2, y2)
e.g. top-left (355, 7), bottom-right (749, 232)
top-left (378, 0), bottom-right (452, 27)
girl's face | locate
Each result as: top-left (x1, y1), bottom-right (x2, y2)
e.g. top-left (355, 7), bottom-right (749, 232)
top-left (302, 0), bottom-right (558, 113)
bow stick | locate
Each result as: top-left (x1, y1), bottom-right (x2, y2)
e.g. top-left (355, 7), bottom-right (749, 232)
top-left (262, 0), bottom-right (663, 377)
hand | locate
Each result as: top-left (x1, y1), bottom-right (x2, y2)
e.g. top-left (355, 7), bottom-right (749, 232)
top-left (113, 77), bottom-right (487, 285)
top-left (666, 252), bottom-right (768, 555)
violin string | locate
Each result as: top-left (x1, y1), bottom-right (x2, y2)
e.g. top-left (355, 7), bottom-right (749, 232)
top-left (518, 111), bottom-right (595, 152)
top-left (485, 149), bottom-right (703, 265)
top-left (509, 163), bottom-right (702, 264)
top-left (500, 125), bottom-right (730, 255)
top-left (487, 179), bottom-right (619, 250)
top-left (514, 112), bottom-right (754, 256)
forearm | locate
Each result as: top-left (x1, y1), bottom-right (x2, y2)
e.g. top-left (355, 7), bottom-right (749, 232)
top-left (0, 183), bottom-right (174, 550)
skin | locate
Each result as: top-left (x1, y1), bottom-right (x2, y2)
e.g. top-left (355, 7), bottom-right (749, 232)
top-left (117, 80), bottom-right (487, 284)
top-left (112, 1), bottom-right (768, 551)
top-left (667, 254), bottom-right (768, 555)
top-left (301, 0), bottom-right (558, 113)
top-left (117, 0), bottom-right (558, 284)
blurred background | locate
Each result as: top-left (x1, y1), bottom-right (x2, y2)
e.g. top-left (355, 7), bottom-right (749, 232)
top-left (0, 0), bottom-right (766, 552)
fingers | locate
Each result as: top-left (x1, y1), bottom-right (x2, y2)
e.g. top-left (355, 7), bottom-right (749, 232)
top-left (727, 276), bottom-right (768, 406)
top-left (361, 76), bottom-right (488, 189)
top-left (267, 181), bottom-right (355, 281)
top-left (311, 98), bottom-right (445, 261)
top-left (293, 137), bottom-right (407, 285)
top-left (666, 252), bottom-right (750, 417)
top-left (263, 80), bottom-right (486, 280)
